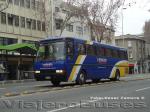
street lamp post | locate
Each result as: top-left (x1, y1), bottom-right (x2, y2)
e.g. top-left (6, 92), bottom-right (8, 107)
top-left (51, 0), bottom-right (54, 36)
top-left (121, 7), bottom-right (126, 47)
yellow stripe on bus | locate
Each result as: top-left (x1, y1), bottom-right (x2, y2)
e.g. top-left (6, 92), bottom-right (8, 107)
top-left (68, 55), bottom-right (83, 81)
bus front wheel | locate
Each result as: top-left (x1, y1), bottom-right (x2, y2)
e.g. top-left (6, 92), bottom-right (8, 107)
top-left (76, 71), bottom-right (86, 85)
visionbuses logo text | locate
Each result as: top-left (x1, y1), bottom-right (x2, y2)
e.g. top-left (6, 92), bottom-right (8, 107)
top-left (97, 58), bottom-right (107, 64)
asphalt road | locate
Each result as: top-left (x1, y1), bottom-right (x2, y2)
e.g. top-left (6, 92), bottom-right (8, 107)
top-left (0, 77), bottom-right (150, 112)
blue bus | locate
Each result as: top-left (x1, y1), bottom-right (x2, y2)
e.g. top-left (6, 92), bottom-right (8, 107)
top-left (34, 37), bottom-right (129, 86)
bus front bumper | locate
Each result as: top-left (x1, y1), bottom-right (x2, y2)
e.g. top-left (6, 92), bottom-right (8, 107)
top-left (34, 70), bottom-right (67, 81)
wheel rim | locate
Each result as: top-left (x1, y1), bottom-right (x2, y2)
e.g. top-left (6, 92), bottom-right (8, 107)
top-left (116, 73), bottom-right (120, 80)
top-left (80, 73), bottom-right (84, 82)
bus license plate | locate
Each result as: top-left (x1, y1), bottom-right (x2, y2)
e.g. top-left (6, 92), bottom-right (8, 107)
top-left (45, 77), bottom-right (51, 79)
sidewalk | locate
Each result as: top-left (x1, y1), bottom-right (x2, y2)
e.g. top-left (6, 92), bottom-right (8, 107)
top-left (0, 79), bottom-right (35, 85)
top-left (121, 73), bottom-right (150, 81)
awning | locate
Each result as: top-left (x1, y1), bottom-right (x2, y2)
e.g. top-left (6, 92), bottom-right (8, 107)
top-left (0, 45), bottom-right (7, 50)
top-left (4, 43), bottom-right (37, 55)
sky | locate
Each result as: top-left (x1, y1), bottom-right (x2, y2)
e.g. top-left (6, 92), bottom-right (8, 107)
top-left (115, 0), bottom-right (150, 36)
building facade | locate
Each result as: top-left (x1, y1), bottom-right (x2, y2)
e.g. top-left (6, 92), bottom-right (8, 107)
top-left (0, 0), bottom-right (115, 44)
top-left (0, 0), bottom-right (47, 45)
top-left (115, 34), bottom-right (146, 74)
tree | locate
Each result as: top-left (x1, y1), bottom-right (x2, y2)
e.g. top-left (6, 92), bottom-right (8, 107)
top-left (0, 0), bottom-right (9, 12)
top-left (57, 0), bottom-right (85, 36)
top-left (79, 0), bottom-right (123, 42)
top-left (34, 0), bottom-right (52, 37)
top-left (143, 20), bottom-right (150, 43)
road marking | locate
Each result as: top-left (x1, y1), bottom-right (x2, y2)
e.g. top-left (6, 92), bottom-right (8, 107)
top-left (136, 87), bottom-right (150, 92)
top-left (47, 99), bottom-right (100, 112)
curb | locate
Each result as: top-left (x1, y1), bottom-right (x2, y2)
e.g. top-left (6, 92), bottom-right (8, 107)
top-left (4, 92), bottom-right (20, 97)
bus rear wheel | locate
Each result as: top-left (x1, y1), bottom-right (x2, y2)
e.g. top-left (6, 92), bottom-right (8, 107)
top-left (76, 71), bottom-right (86, 85)
top-left (111, 70), bottom-right (120, 81)
top-left (51, 79), bottom-right (61, 86)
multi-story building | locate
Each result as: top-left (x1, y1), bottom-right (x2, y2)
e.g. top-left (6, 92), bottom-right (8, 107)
top-left (0, 0), bottom-right (47, 45)
top-left (115, 34), bottom-right (146, 74)
top-left (0, 0), bottom-right (115, 44)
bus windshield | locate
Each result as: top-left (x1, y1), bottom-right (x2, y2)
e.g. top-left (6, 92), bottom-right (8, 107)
top-left (37, 41), bottom-right (65, 61)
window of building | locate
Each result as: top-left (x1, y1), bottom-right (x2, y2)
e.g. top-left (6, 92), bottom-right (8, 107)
top-left (0, 37), bottom-right (17, 45)
top-left (55, 7), bottom-right (60, 12)
top-left (20, 0), bottom-right (25, 7)
top-left (1, 12), bottom-right (6, 24)
top-left (14, 0), bottom-right (20, 5)
top-left (84, 26), bottom-right (88, 33)
top-left (128, 41), bottom-right (132, 47)
top-left (42, 22), bottom-right (46, 31)
top-left (26, 0), bottom-right (30, 8)
top-left (37, 21), bottom-right (41, 31)
top-left (66, 24), bottom-right (73, 32)
top-left (55, 19), bottom-right (63, 30)
top-left (62, 9), bottom-right (70, 14)
top-left (14, 15), bottom-right (19, 27)
top-left (32, 19), bottom-right (36, 30)
top-left (20, 17), bottom-right (25, 28)
top-left (31, 0), bottom-right (35, 9)
top-left (76, 26), bottom-right (83, 35)
top-left (26, 18), bottom-right (31, 29)
top-left (8, 0), bottom-right (13, 4)
top-left (8, 14), bottom-right (14, 25)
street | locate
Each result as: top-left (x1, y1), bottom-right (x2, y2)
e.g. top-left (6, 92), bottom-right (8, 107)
top-left (0, 74), bottom-right (150, 112)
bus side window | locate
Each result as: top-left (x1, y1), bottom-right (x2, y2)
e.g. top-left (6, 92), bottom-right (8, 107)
top-left (105, 48), bottom-right (112, 58)
top-left (125, 51), bottom-right (128, 59)
top-left (113, 50), bottom-right (118, 58)
top-left (86, 45), bottom-right (96, 56)
top-left (120, 51), bottom-right (124, 59)
top-left (77, 44), bottom-right (86, 55)
top-left (98, 47), bottom-right (105, 57)
top-left (66, 41), bottom-right (74, 59)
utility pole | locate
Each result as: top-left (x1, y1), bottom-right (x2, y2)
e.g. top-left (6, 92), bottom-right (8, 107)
top-left (51, 0), bottom-right (54, 36)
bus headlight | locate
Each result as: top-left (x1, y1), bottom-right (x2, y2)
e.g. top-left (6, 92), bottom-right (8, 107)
top-left (56, 70), bottom-right (64, 73)
top-left (35, 71), bottom-right (40, 74)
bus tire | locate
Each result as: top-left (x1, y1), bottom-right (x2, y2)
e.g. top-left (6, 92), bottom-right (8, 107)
top-left (51, 79), bottom-right (61, 86)
top-left (111, 70), bottom-right (120, 81)
top-left (76, 71), bottom-right (86, 85)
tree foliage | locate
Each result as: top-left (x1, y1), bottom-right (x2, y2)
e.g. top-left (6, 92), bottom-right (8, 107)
top-left (0, 0), bottom-right (9, 12)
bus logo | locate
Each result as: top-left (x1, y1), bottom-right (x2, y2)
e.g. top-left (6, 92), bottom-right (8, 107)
top-left (43, 63), bottom-right (53, 68)
top-left (97, 58), bottom-right (107, 64)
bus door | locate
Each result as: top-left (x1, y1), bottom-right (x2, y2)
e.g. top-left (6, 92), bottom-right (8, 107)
top-left (96, 46), bottom-right (108, 78)
top-left (85, 44), bottom-right (99, 79)
top-left (65, 39), bottom-right (75, 80)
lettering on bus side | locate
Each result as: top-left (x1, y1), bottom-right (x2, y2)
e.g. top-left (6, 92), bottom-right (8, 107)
top-left (97, 58), bottom-right (107, 64)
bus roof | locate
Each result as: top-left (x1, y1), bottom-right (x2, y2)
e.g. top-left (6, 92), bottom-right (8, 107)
top-left (40, 37), bottom-right (127, 51)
